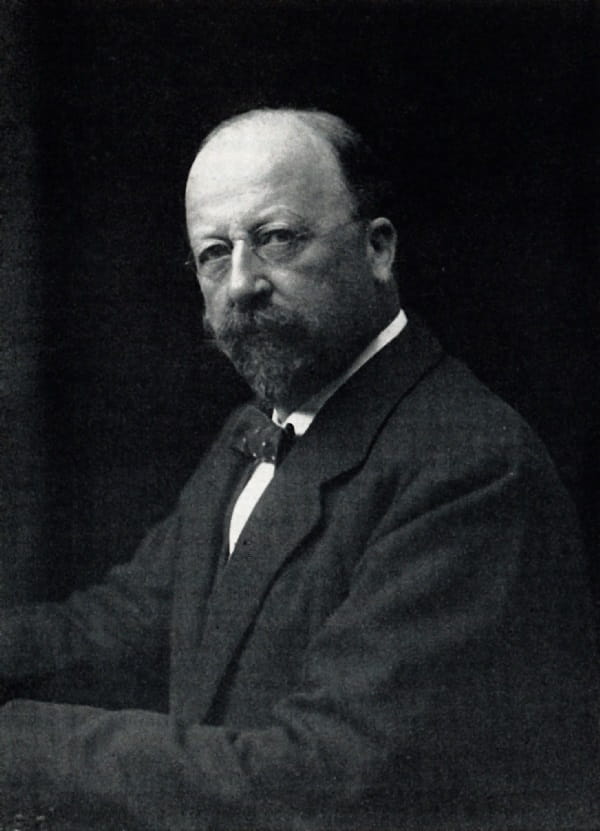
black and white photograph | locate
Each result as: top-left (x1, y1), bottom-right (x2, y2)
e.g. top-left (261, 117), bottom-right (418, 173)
top-left (1, 1), bottom-right (598, 828)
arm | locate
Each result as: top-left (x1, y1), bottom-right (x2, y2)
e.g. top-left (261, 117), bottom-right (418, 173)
top-left (0, 509), bottom-right (180, 701)
top-left (2, 445), bottom-right (597, 830)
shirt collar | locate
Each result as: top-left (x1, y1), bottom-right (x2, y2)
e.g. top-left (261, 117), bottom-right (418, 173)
top-left (273, 307), bottom-right (408, 436)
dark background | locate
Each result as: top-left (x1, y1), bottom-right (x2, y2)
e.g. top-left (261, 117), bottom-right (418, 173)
top-left (2, 1), bottom-right (598, 620)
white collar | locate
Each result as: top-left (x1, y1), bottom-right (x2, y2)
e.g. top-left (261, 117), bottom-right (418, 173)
top-left (273, 307), bottom-right (407, 436)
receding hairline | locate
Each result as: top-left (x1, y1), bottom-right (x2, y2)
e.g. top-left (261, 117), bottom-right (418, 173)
top-left (197, 108), bottom-right (357, 158)
top-left (191, 107), bottom-right (392, 221)
top-left (193, 110), bottom-right (354, 189)
top-left (187, 109), bottom-right (360, 211)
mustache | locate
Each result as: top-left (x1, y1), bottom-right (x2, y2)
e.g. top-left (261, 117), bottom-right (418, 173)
top-left (204, 303), bottom-right (311, 343)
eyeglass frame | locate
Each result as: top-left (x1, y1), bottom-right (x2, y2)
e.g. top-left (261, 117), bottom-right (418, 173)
top-left (186, 215), bottom-right (365, 282)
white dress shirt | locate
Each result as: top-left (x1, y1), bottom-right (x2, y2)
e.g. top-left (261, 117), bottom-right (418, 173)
top-left (228, 307), bottom-right (408, 554)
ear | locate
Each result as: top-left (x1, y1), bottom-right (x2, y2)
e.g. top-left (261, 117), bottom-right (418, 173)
top-left (366, 217), bottom-right (397, 283)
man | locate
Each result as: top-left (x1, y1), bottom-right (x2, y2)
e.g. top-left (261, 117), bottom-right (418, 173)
top-left (1, 108), bottom-right (599, 830)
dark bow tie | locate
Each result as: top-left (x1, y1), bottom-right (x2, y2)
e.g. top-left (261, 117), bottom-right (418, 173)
top-left (231, 406), bottom-right (295, 465)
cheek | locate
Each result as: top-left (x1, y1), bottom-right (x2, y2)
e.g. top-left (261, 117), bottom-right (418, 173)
top-left (199, 281), bottom-right (223, 319)
top-left (297, 245), bottom-right (369, 297)
top-left (275, 255), bottom-right (345, 305)
top-left (292, 253), bottom-right (364, 302)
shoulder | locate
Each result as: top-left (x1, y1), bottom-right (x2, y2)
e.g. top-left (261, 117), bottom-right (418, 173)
top-left (360, 344), bottom-right (577, 536)
top-left (381, 349), bottom-right (553, 471)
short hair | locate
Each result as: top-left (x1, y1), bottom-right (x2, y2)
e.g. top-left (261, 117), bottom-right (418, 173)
top-left (198, 108), bottom-right (394, 220)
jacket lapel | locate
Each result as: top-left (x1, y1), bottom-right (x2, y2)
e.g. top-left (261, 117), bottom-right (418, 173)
top-left (189, 317), bottom-right (445, 723)
top-left (169, 426), bottom-right (249, 723)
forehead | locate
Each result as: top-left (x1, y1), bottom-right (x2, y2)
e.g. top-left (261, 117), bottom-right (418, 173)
top-left (185, 116), bottom-right (354, 234)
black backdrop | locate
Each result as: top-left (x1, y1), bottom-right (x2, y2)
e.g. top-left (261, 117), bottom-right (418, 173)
top-left (3, 0), bottom-right (597, 611)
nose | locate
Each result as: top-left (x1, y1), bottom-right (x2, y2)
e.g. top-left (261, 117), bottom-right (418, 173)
top-left (227, 239), bottom-right (271, 306)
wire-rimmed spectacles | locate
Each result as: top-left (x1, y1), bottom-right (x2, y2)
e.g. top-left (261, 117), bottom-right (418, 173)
top-left (187, 217), bottom-right (362, 282)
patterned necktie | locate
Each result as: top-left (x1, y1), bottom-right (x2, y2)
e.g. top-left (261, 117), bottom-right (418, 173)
top-left (231, 406), bottom-right (295, 465)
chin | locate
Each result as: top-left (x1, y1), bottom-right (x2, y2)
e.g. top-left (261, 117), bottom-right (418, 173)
top-left (234, 347), bottom-right (352, 413)
top-left (214, 317), bottom-right (362, 408)
top-left (227, 343), bottom-right (306, 408)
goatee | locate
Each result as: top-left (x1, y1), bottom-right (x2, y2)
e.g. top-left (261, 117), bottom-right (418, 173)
top-left (204, 303), bottom-right (351, 409)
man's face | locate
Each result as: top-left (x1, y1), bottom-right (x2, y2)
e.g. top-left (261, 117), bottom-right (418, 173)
top-left (185, 115), bottom-right (393, 413)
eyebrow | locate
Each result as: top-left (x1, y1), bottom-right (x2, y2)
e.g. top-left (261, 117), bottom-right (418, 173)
top-left (190, 207), bottom-right (307, 241)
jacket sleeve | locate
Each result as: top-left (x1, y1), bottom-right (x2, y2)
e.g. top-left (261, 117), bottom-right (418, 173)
top-left (1, 443), bottom-right (598, 830)
top-left (0, 508), bottom-right (180, 693)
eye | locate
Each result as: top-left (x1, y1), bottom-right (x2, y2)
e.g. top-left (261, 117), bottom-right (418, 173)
top-left (255, 226), bottom-right (303, 250)
top-left (196, 241), bottom-right (231, 265)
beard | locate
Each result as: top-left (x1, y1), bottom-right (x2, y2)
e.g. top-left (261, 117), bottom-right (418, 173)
top-left (204, 301), bottom-right (360, 409)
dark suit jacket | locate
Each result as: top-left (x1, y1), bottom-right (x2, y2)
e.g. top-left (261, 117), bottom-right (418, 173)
top-left (1, 319), bottom-right (599, 830)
